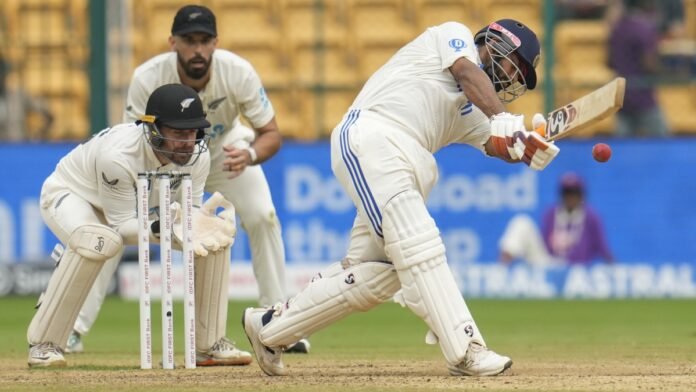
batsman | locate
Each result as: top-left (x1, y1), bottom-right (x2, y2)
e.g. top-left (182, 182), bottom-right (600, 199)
top-left (243, 19), bottom-right (559, 376)
top-left (27, 84), bottom-right (251, 368)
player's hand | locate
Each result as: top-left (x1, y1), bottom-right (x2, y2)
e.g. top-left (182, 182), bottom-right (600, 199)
top-left (172, 192), bottom-right (236, 257)
top-left (490, 112), bottom-right (560, 171)
top-left (524, 113), bottom-right (560, 171)
top-left (222, 145), bottom-right (253, 179)
top-left (490, 112), bottom-right (526, 160)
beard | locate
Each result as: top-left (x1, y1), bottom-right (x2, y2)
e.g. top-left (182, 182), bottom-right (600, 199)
top-left (178, 53), bottom-right (211, 80)
top-left (163, 148), bottom-right (195, 166)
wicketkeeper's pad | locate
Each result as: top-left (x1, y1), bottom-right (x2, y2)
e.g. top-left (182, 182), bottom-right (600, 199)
top-left (27, 224), bottom-right (122, 348)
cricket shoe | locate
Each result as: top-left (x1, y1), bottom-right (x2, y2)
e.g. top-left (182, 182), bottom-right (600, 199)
top-left (196, 337), bottom-right (253, 366)
top-left (448, 341), bottom-right (512, 376)
top-left (285, 338), bottom-right (311, 354)
top-left (65, 330), bottom-right (84, 354)
top-left (28, 342), bottom-right (67, 368)
top-left (242, 307), bottom-right (287, 376)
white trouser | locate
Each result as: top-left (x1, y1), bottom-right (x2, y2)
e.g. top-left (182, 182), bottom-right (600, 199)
top-left (259, 110), bottom-right (485, 363)
top-left (330, 110), bottom-right (485, 364)
top-left (206, 123), bottom-right (286, 306)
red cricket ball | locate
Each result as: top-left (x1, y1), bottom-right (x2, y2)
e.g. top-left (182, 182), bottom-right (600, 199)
top-left (592, 143), bottom-right (612, 163)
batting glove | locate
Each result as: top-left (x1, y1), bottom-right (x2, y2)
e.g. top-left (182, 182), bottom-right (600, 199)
top-left (490, 112), bottom-right (560, 171)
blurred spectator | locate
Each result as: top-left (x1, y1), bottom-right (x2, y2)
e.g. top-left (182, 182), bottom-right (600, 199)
top-left (608, 0), bottom-right (669, 137)
top-left (607, 0), bottom-right (686, 39)
top-left (0, 59), bottom-right (53, 141)
top-left (499, 172), bottom-right (614, 266)
top-left (655, 0), bottom-right (686, 39)
top-left (556, 0), bottom-right (609, 20)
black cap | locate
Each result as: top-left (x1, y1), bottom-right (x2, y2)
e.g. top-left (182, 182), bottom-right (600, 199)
top-left (171, 5), bottom-right (217, 37)
top-left (144, 84), bottom-right (210, 130)
top-left (475, 19), bottom-right (541, 89)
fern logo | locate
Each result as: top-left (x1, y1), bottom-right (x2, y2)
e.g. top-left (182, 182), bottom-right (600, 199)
top-left (180, 98), bottom-right (195, 112)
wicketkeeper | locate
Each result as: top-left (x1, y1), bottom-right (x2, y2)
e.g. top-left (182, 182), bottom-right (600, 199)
top-left (27, 83), bottom-right (251, 368)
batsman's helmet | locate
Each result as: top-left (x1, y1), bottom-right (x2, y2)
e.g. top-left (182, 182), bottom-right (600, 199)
top-left (474, 19), bottom-right (541, 102)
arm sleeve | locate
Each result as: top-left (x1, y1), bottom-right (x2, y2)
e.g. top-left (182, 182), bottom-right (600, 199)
top-left (433, 22), bottom-right (480, 70)
top-left (94, 154), bottom-right (140, 245)
top-left (236, 67), bottom-right (275, 129)
top-left (123, 75), bottom-right (150, 123)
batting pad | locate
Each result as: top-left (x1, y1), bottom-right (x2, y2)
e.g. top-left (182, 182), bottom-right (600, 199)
top-left (382, 190), bottom-right (485, 365)
top-left (259, 261), bottom-right (400, 348)
top-left (28, 224), bottom-right (122, 348)
top-left (194, 246), bottom-right (230, 351)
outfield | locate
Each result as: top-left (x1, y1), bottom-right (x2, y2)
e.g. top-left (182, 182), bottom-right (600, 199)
top-left (1, 297), bottom-right (694, 391)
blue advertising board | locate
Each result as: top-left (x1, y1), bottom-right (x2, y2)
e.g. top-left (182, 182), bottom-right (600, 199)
top-left (260, 138), bottom-right (696, 266)
top-left (1, 138), bottom-right (695, 298)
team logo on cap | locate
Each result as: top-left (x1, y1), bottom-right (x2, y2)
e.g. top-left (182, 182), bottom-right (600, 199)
top-left (180, 98), bottom-right (195, 112)
top-left (188, 12), bottom-right (202, 20)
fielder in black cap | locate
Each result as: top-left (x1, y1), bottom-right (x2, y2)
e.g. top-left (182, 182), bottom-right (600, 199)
top-left (169, 5), bottom-right (218, 81)
top-left (138, 83), bottom-right (210, 166)
top-left (171, 4), bottom-right (217, 37)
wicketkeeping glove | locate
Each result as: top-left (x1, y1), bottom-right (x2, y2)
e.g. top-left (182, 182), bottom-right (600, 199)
top-left (172, 192), bottom-right (237, 257)
top-left (490, 112), bottom-right (560, 171)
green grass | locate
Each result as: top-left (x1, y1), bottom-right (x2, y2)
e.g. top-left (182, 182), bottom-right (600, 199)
top-left (2, 297), bottom-right (695, 391)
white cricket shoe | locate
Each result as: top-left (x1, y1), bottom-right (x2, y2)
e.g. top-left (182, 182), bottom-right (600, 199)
top-left (196, 337), bottom-right (253, 366)
top-left (242, 307), bottom-right (287, 376)
top-left (285, 338), bottom-right (311, 354)
top-left (65, 330), bottom-right (83, 354)
top-left (448, 342), bottom-right (512, 376)
top-left (28, 342), bottom-right (67, 368)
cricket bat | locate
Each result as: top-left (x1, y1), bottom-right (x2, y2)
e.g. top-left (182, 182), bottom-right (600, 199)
top-left (543, 77), bottom-right (625, 141)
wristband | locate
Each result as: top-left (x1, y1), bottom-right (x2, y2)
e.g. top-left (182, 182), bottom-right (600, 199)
top-left (244, 146), bottom-right (258, 164)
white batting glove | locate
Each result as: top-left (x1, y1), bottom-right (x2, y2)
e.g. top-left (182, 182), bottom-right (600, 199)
top-left (526, 113), bottom-right (560, 170)
top-left (490, 113), bottom-right (525, 160)
top-left (173, 192), bottom-right (237, 257)
top-left (490, 112), bottom-right (560, 171)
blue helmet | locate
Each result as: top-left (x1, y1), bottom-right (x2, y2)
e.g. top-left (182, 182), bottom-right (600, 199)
top-left (474, 19), bottom-right (541, 98)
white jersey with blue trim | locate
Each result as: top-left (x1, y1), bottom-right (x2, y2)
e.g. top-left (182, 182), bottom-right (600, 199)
top-left (351, 22), bottom-right (491, 153)
top-left (124, 49), bottom-right (275, 147)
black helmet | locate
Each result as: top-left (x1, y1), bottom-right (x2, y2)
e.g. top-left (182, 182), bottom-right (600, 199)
top-left (138, 84), bottom-right (210, 166)
top-left (142, 83), bottom-right (211, 130)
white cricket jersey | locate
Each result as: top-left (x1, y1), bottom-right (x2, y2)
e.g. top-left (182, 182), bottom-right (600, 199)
top-left (43, 123), bottom-right (209, 238)
top-left (351, 22), bottom-right (491, 153)
top-left (124, 49), bottom-right (275, 148)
